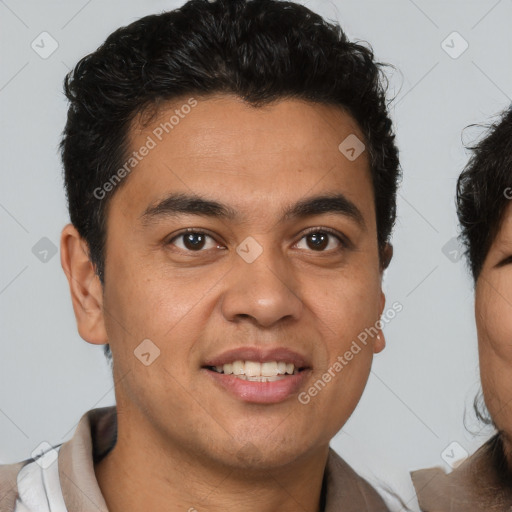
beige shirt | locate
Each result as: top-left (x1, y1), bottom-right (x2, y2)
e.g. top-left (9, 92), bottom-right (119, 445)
top-left (411, 435), bottom-right (512, 511)
top-left (1, 406), bottom-right (390, 511)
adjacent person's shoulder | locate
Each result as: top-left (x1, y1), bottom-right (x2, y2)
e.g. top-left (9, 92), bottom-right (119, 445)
top-left (411, 435), bottom-right (512, 512)
top-left (325, 447), bottom-right (390, 511)
top-left (0, 459), bottom-right (31, 512)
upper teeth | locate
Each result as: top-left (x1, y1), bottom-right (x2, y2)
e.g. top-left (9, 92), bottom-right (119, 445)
top-left (213, 361), bottom-right (297, 376)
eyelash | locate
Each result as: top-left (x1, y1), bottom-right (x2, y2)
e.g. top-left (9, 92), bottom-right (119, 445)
top-left (497, 255), bottom-right (512, 267)
top-left (166, 227), bottom-right (349, 254)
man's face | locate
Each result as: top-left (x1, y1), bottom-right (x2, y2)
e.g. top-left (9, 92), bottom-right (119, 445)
top-left (476, 202), bottom-right (512, 464)
top-left (97, 94), bottom-right (386, 469)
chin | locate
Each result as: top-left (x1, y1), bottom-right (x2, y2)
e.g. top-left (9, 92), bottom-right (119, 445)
top-left (226, 434), bottom-right (316, 471)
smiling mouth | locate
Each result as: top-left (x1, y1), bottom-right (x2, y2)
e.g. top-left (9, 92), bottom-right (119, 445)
top-left (204, 360), bottom-right (307, 382)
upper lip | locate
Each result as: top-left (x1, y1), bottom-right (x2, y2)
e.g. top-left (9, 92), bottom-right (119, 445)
top-left (203, 347), bottom-right (311, 369)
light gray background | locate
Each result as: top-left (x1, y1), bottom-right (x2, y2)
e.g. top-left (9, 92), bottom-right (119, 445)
top-left (1, 1), bottom-right (511, 510)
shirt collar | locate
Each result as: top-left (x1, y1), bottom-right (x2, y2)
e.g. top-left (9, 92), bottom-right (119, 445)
top-left (57, 406), bottom-right (388, 511)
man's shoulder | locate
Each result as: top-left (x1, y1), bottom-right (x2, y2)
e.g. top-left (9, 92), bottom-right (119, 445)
top-left (0, 406), bottom-right (116, 512)
top-left (0, 459), bottom-right (32, 512)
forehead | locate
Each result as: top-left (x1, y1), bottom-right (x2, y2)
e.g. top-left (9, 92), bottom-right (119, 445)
top-left (491, 203), bottom-right (512, 248)
top-left (110, 94), bottom-right (375, 225)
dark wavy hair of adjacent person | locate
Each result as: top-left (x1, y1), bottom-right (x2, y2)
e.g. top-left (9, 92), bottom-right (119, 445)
top-left (457, 106), bottom-right (512, 481)
top-left (456, 106), bottom-right (512, 281)
top-left (60, 0), bottom-right (401, 363)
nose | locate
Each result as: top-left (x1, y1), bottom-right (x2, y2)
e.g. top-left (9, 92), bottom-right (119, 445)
top-left (219, 244), bottom-right (304, 328)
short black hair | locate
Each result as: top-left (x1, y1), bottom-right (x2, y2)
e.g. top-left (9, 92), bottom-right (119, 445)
top-left (457, 106), bottom-right (512, 281)
top-left (60, 0), bottom-right (401, 362)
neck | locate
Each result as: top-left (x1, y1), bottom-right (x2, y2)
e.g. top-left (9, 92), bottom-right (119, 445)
top-left (94, 409), bottom-right (329, 512)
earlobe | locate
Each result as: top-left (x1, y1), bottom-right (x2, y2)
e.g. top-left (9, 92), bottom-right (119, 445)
top-left (381, 243), bottom-right (393, 272)
top-left (374, 290), bottom-right (386, 353)
top-left (374, 331), bottom-right (386, 353)
top-left (60, 223), bottom-right (108, 345)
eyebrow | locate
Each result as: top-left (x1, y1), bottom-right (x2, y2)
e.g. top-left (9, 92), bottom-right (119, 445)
top-left (140, 192), bottom-right (366, 229)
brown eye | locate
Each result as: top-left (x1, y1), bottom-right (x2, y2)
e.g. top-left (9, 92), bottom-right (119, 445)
top-left (183, 232), bottom-right (206, 250)
top-left (306, 232), bottom-right (329, 251)
top-left (296, 229), bottom-right (346, 252)
top-left (168, 231), bottom-right (219, 252)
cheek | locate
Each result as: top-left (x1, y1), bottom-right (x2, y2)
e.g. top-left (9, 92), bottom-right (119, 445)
top-left (309, 267), bottom-right (382, 339)
top-left (304, 267), bottom-right (382, 409)
top-left (477, 282), bottom-right (512, 427)
top-left (103, 248), bottom-right (209, 336)
top-left (300, 276), bottom-right (379, 441)
top-left (477, 284), bottom-right (512, 365)
top-left (102, 258), bottom-right (208, 411)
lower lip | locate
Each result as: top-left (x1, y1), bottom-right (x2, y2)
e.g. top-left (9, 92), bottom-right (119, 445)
top-left (203, 369), bottom-right (311, 404)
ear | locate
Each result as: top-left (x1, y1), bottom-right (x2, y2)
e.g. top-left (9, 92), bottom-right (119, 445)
top-left (373, 243), bottom-right (392, 353)
top-left (373, 290), bottom-right (386, 354)
top-left (60, 223), bottom-right (108, 345)
top-left (380, 243), bottom-right (393, 272)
